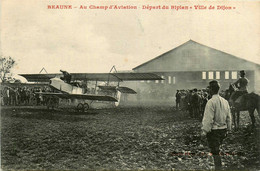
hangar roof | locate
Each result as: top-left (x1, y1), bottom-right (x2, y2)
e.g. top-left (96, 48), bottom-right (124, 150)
top-left (133, 40), bottom-right (260, 72)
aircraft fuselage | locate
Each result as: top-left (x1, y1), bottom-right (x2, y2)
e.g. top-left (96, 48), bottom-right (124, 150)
top-left (49, 78), bottom-right (83, 94)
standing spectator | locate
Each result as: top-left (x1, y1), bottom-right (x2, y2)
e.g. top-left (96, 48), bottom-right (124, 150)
top-left (191, 88), bottom-right (200, 118)
top-left (0, 88), bottom-right (3, 105)
top-left (2, 87), bottom-right (8, 105)
top-left (201, 92), bottom-right (208, 119)
top-left (42, 87), bottom-right (47, 105)
top-left (18, 88), bottom-right (22, 104)
top-left (6, 87), bottom-right (10, 105)
top-left (20, 87), bottom-right (26, 105)
top-left (39, 88), bottom-right (43, 105)
top-left (186, 90), bottom-right (193, 117)
top-left (175, 90), bottom-right (181, 110)
top-left (182, 90), bottom-right (189, 112)
top-left (35, 88), bottom-right (40, 105)
top-left (201, 80), bottom-right (232, 170)
top-left (25, 88), bottom-right (30, 105)
top-left (9, 88), bottom-right (15, 105)
top-left (14, 88), bottom-right (19, 105)
top-left (29, 88), bottom-right (35, 105)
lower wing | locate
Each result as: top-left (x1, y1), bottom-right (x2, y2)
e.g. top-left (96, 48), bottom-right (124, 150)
top-left (35, 92), bottom-right (118, 102)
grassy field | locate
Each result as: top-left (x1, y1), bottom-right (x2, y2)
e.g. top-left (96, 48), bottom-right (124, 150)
top-left (1, 106), bottom-right (260, 170)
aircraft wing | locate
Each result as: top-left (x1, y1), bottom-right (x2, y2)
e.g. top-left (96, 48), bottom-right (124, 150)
top-left (117, 87), bottom-right (137, 94)
top-left (70, 72), bottom-right (164, 81)
top-left (20, 72), bottom-right (163, 82)
top-left (1, 82), bottom-right (48, 88)
top-left (112, 73), bottom-right (163, 81)
top-left (19, 74), bottom-right (62, 82)
top-left (36, 92), bottom-right (118, 102)
top-left (98, 86), bottom-right (137, 94)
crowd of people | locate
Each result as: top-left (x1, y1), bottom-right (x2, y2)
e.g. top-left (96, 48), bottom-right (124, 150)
top-left (175, 70), bottom-right (249, 120)
top-left (175, 88), bottom-right (227, 119)
top-left (0, 86), bottom-right (52, 106)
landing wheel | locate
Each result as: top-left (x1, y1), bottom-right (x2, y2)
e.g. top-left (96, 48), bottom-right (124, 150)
top-left (47, 98), bottom-right (56, 110)
top-left (84, 103), bottom-right (89, 111)
top-left (76, 103), bottom-right (84, 112)
top-left (31, 97), bottom-right (37, 106)
top-left (76, 103), bottom-right (89, 112)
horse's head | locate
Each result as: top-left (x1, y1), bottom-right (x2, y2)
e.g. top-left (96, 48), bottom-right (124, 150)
top-left (223, 84), bottom-right (235, 101)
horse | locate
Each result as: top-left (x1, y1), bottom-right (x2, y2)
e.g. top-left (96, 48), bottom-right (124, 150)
top-left (226, 84), bottom-right (260, 130)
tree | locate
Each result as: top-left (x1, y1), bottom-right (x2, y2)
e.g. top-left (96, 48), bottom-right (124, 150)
top-left (0, 56), bottom-right (16, 82)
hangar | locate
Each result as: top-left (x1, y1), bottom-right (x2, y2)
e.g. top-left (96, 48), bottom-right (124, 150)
top-left (122, 40), bottom-right (260, 104)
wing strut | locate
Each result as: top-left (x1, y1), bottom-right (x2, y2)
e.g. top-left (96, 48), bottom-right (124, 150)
top-left (107, 65), bottom-right (119, 85)
top-left (94, 80), bottom-right (98, 93)
top-left (39, 67), bottom-right (48, 74)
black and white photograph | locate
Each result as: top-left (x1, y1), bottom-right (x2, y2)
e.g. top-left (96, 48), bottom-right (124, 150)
top-left (1, 0), bottom-right (260, 170)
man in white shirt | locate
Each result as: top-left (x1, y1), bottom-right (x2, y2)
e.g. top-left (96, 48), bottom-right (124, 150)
top-left (201, 80), bottom-right (232, 170)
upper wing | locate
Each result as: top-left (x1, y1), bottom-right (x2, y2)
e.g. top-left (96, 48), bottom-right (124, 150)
top-left (1, 82), bottom-right (48, 88)
top-left (70, 72), bottom-right (164, 81)
top-left (20, 72), bottom-right (163, 82)
top-left (19, 74), bottom-right (61, 82)
top-left (112, 73), bottom-right (163, 81)
top-left (36, 92), bottom-right (117, 102)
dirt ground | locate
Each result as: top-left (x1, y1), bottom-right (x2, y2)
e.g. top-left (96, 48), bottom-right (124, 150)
top-left (1, 106), bottom-right (260, 170)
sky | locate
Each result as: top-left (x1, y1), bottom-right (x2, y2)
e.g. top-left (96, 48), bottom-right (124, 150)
top-left (1, 0), bottom-right (260, 74)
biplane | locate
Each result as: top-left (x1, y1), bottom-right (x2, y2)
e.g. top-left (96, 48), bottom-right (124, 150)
top-left (19, 70), bottom-right (163, 111)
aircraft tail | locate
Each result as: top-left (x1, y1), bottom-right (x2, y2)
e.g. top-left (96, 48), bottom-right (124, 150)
top-left (98, 85), bottom-right (136, 106)
top-left (117, 87), bottom-right (136, 94)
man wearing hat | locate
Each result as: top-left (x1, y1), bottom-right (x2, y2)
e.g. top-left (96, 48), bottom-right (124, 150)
top-left (201, 80), bottom-right (232, 170)
top-left (191, 88), bottom-right (200, 118)
top-left (230, 70), bottom-right (249, 103)
top-left (60, 69), bottom-right (72, 84)
top-left (175, 90), bottom-right (181, 110)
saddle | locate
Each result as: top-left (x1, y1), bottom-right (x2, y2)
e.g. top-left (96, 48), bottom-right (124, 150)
top-left (235, 95), bottom-right (244, 104)
top-left (229, 91), bottom-right (248, 108)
